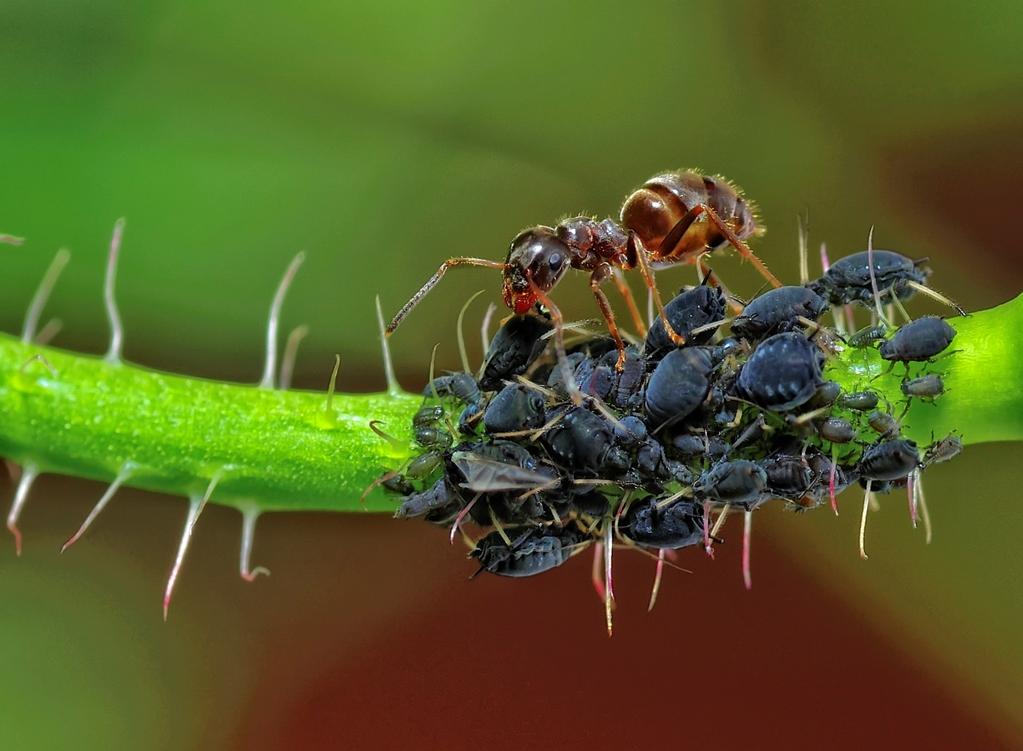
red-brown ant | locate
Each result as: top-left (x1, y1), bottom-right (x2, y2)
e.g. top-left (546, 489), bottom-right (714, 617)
top-left (386, 170), bottom-right (782, 395)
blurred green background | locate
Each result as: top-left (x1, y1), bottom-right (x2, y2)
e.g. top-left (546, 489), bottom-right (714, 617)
top-left (2, 2), bottom-right (1022, 749)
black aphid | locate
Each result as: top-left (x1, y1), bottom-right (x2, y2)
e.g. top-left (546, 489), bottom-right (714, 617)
top-left (424, 372), bottom-right (482, 405)
top-left (621, 498), bottom-right (704, 549)
top-left (838, 390), bottom-right (879, 411)
top-left (901, 373), bottom-right (944, 399)
top-left (858, 439), bottom-right (920, 481)
top-left (694, 460), bottom-right (768, 506)
top-left (483, 383), bottom-right (546, 433)
top-left (810, 249), bottom-right (928, 306)
top-left (479, 313), bottom-right (553, 390)
top-left (731, 285), bottom-right (827, 340)
top-left (645, 285), bottom-right (726, 357)
top-left (879, 316), bottom-right (956, 362)
top-left (644, 347), bottom-right (717, 429)
top-left (819, 417), bottom-right (855, 443)
top-left (738, 332), bottom-right (824, 411)
top-left (471, 525), bottom-right (587, 578)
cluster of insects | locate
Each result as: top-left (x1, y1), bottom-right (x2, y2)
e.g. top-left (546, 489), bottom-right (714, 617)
top-left (383, 169), bottom-right (966, 632)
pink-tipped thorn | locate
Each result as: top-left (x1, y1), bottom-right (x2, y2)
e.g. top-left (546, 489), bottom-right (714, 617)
top-left (62, 463), bottom-right (133, 553)
top-left (829, 458), bottom-right (839, 516)
top-left (164, 497), bottom-right (203, 620)
top-left (604, 523), bottom-right (615, 636)
top-left (239, 507), bottom-right (270, 582)
top-left (702, 501), bottom-right (714, 559)
top-left (819, 242), bottom-right (830, 273)
top-left (7, 464), bottom-right (39, 556)
top-left (449, 494), bottom-right (480, 545)
top-left (103, 219), bottom-right (126, 364)
top-left (742, 510), bottom-right (753, 591)
top-left (907, 470), bottom-right (918, 528)
top-left (591, 542), bottom-right (606, 601)
top-left (648, 548), bottom-right (666, 612)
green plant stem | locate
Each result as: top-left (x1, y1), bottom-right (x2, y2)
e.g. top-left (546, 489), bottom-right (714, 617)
top-left (1, 293), bottom-right (1021, 515)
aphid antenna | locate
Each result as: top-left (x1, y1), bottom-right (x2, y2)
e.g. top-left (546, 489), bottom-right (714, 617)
top-left (710, 503), bottom-right (732, 539)
top-left (828, 446), bottom-right (839, 516)
top-left (655, 486), bottom-right (694, 511)
top-left (544, 502), bottom-right (563, 527)
top-left (903, 280), bottom-right (968, 317)
top-left (455, 289), bottom-right (487, 375)
top-left (819, 241), bottom-right (831, 274)
top-left (259, 251), bottom-right (305, 389)
top-left (907, 469), bottom-right (918, 528)
top-left (449, 493), bottom-right (481, 545)
top-left (791, 405), bottom-right (832, 426)
top-left (647, 548), bottom-right (666, 612)
top-left (163, 469), bottom-right (224, 620)
top-left (859, 480), bottom-right (873, 560)
top-left (61, 461), bottom-right (137, 553)
top-left (278, 324), bottom-right (309, 391)
top-left (34, 318), bottom-right (63, 346)
top-left (690, 318), bottom-right (730, 337)
top-left (865, 226), bottom-right (889, 326)
top-left (19, 353), bottom-right (58, 378)
top-left (22, 247), bottom-right (70, 344)
top-left (916, 475), bottom-right (932, 544)
top-left (238, 504), bottom-right (270, 582)
top-left (702, 501), bottom-right (713, 557)
top-left (797, 211), bottom-right (810, 285)
top-left (515, 476), bottom-right (561, 502)
top-left (6, 462), bottom-right (40, 555)
top-left (103, 218), bottom-right (126, 364)
top-left (604, 520), bottom-right (615, 636)
top-left (613, 538), bottom-right (694, 574)
top-left (487, 505), bottom-right (513, 547)
top-left (513, 374), bottom-right (558, 399)
top-left (742, 509), bottom-right (754, 590)
top-left (539, 318), bottom-right (602, 341)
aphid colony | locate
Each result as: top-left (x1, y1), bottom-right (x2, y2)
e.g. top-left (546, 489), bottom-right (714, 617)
top-left (383, 247), bottom-right (964, 630)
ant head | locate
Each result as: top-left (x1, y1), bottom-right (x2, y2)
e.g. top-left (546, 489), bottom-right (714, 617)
top-left (502, 227), bottom-right (569, 315)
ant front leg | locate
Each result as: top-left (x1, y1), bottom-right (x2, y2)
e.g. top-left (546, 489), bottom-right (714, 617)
top-left (629, 233), bottom-right (687, 347)
top-left (529, 283), bottom-right (583, 405)
top-left (589, 267), bottom-right (628, 372)
top-left (386, 257), bottom-right (506, 335)
top-left (611, 268), bottom-right (648, 337)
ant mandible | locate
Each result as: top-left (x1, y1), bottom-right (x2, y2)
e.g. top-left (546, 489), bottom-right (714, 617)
top-left (386, 169), bottom-right (782, 394)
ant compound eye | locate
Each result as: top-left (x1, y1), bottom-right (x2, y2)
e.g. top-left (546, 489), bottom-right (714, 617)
top-left (548, 253), bottom-right (563, 272)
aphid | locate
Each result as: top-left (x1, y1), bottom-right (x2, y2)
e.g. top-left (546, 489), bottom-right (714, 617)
top-left (470, 524), bottom-right (587, 578)
top-left (613, 415), bottom-right (648, 446)
top-left (458, 402), bottom-right (483, 435)
top-left (848, 324), bottom-right (888, 348)
top-left (644, 347), bottom-right (717, 430)
top-left (423, 373), bottom-right (482, 405)
top-left (901, 373), bottom-right (945, 400)
top-left (867, 410), bottom-right (900, 438)
top-left (483, 383), bottom-right (546, 434)
top-left (730, 285), bottom-right (827, 340)
top-left (388, 169), bottom-right (781, 378)
top-left (543, 406), bottom-right (613, 471)
top-left (414, 425), bottom-right (453, 450)
top-left (395, 478), bottom-right (456, 520)
top-left (413, 405), bottom-right (445, 427)
top-left (479, 313), bottom-right (552, 390)
top-left (621, 498), bottom-right (704, 549)
top-left (807, 381), bottom-right (841, 408)
top-left (645, 284), bottom-right (726, 357)
top-left (809, 249), bottom-right (928, 306)
top-left (924, 434), bottom-right (963, 466)
top-left (451, 442), bottom-right (556, 493)
top-left (838, 390), bottom-right (879, 411)
top-left (858, 439), bottom-right (920, 481)
top-left (819, 417), bottom-right (855, 443)
top-left (879, 316), bottom-right (956, 362)
top-left (759, 453), bottom-right (814, 501)
top-left (694, 460), bottom-right (768, 507)
top-left (738, 331), bottom-right (824, 412)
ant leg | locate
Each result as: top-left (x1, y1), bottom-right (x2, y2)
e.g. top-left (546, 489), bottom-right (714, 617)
top-left (700, 205), bottom-right (784, 288)
top-left (104, 218), bottom-right (126, 364)
top-left (386, 257), bottom-right (506, 335)
top-left (22, 248), bottom-right (70, 344)
top-left (530, 284), bottom-right (582, 405)
top-left (259, 252), bottom-right (305, 389)
top-left (589, 271), bottom-right (627, 371)
top-left (611, 268), bottom-right (647, 337)
top-left (698, 259), bottom-right (744, 315)
top-left (631, 234), bottom-right (686, 345)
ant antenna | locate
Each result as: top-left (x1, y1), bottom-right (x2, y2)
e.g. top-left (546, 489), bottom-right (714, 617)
top-left (456, 290), bottom-right (486, 374)
top-left (104, 218), bottom-right (126, 364)
top-left (259, 252), bottom-right (305, 389)
top-left (239, 506), bottom-right (270, 582)
top-left (374, 295), bottom-right (401, 397)
top-left (164, 470), bottom-right (223, 620)
top-left (61, 461), bottom-right (136, 552)
top-left (6, 462), bottom-right (39, 555)
top-left (278, 324), bottom-right (309, 391)
top-left (386, 257), bottom-right (506, 336)
top-left (22, 248), bottom-right (70, 344)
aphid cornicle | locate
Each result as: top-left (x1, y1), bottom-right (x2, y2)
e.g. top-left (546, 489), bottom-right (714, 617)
top-left (387, 169), bottom-right (781, 377)
top-left (880, 316), bottom-right (956, 362)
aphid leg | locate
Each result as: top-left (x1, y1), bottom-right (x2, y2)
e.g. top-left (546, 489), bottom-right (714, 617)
top-left (917, 475), bottom-right (932, 544)
top-left (360, 470), bottom-right (399, 510)
top-left (487, 505), bottom-right (512, 547)
top-left (611, 268), bottom-right (647, 337)
top-left (907, 470), bottom-right (918, 528)
top-left (530, 284), bottom-right (582, 405)
top-left (700, 204), bottom-right (783, 288)
top-left (604, 521), bottom-right (615, 636)
top-left (798, 211), bottom-right (810, 285)
top-left (711, 503), bottom-right (731, 543)
top-left (62, 461), bottom-right (135, 552)
top-left (591, 542), bottom-right (605, 601)
top-left (702, 500), bottom-right (713, 557)
top-left (259, 252), bottom-right (305, 389)
top-left (631, 233), bottom-right (686, 345)
top-left (742, 510), bottom-right (753, 590)
top-left (647, 548), bottom-right (666, 613)
top-left (589, 272), bottom-right (628, 371)
top-left (239, 506), bottom-right (270, 582)
top-left (449, 494), bottom-right (481, 545)
top-left (34, 318), bottom-right (63, 346)
top-left (103, 218), bottom-right (126, 364)
top-left (163, 472), bottom-right (222, 620)
top-left (6, 463), bottom-right (39, 555)
top-left (0, 233), bottom-right (24, 245)
top-left (903, 280), bottom-right (968, 316)
top-left (455, 289), bottom-right (486, 374)
top-left (22, 248), bottom-right (70, 344)
top-left (278, 324), bottom-right (309, 391)
top-left (859, 480), bottom-right (872, 560)
top-left (829, 445), bottom-right (839, 515)
top-left (386, 257), bottom-right (506, 335)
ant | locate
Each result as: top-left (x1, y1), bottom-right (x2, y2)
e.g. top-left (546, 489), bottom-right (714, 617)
top-left (386, 170), bottom-right (783, 388)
